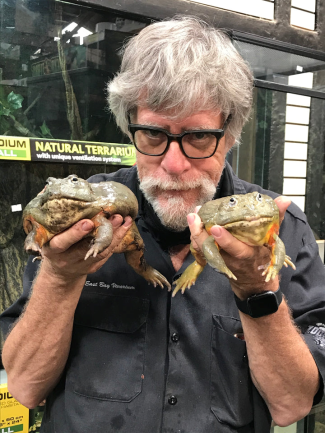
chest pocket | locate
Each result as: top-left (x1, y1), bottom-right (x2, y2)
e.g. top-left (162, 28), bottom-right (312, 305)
top-left (210, 315), bottom-right (254, 429)
top-left (66, 292), bottom-right (149, 402)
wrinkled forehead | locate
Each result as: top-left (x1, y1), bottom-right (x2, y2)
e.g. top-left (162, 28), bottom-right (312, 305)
top-left (131, 88), bottom-right (225, 121)
top-left (132, 104), bottom-right (224, 124)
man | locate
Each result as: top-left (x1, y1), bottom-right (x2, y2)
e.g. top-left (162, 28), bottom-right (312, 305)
top-left (1, 16), bottom-right (325, 433)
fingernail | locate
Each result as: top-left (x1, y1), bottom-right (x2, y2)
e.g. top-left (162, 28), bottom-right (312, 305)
top-left (81, 221), bottom-right (93, 231)
top-left (124, 216), bottom-right (133, 228)
top-left (211, 226), bottom-right (222, 238)
top-left (187, 214), bottom-right (195, 225)
top-left (111, 215), bottom-right (123, 228)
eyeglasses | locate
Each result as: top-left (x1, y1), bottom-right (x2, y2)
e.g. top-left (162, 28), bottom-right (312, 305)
top-left (128, 116), bottom-right (231, 159)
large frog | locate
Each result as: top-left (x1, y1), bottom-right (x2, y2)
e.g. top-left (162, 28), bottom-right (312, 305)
top-left (23, 174), bottom-right (170, 289)
top-left (173, 192), bottom-right (295, 296)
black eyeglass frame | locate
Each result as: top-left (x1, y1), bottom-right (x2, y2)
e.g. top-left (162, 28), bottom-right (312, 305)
top-left (127, 115), bottom-right (231, 160)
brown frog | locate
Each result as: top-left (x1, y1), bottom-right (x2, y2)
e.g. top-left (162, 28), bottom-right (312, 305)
top-left (173, 192), bottom-right (295, 296)
top-left (23, 174), bottom-right (170, 289)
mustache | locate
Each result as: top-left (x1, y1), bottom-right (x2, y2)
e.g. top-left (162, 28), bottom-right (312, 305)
top-left (139, 175), bottom-right (211, 191)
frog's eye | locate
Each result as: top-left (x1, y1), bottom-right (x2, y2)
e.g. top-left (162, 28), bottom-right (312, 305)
top-left (71, 177), bottom-right (78, 183)
top-left (229, 197), bottom-right (237, 207)
top-left (256, 193), bottom-right (262, 202)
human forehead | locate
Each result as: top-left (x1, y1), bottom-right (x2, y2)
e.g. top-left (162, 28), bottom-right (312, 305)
top-left (135, 107), bottom-right (223, 131)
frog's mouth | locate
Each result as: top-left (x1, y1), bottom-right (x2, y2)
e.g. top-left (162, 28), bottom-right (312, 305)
top-left (41, 197), bottom-right (92, 212)
top-left (223, 216), bottom-right (274, 229)
top-left (43, 197), bottom-right (89, 205)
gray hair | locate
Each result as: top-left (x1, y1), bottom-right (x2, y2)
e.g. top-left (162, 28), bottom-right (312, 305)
top-left (108, 16), bottom-right (254, 143)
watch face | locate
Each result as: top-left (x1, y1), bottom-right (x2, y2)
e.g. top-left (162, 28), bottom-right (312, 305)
top-left (247, 292), bottom-right (279, 318)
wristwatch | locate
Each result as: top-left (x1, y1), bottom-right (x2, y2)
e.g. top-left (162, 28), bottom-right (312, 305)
top-left (234, 288), bottom-right (283, 318)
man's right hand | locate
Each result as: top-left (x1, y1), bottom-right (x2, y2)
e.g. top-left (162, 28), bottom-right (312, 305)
top-left (2, 214), bottom-right (133, 408)
top-left (40, 215), bottom-right (133, 282)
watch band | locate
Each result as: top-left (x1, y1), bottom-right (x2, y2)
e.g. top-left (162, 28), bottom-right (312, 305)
top-left (234, 288), bottom-right (283, 318)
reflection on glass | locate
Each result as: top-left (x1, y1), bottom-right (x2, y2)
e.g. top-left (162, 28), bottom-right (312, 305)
top-left (283, 178), bottom-right (306, 195)
top-left (288, 72), bottom-right (313, 89)
top-left (188, 0), bottom-right (274, 20)
top-left (283, 160), bottom-right (307, 177)
top-left (236, 42), bottom-right (324, 92)
top-left (0, 0), bottom-right (147, 353)
top-left (0, 2), bottom-right (146, 142)
top-left (284, 142), bottom-right (308, 160)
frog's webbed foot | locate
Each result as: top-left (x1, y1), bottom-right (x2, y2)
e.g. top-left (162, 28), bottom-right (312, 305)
top-left (172, 261), bottom-right (205, 297)
top-left (202, 236), bottom-right (237, 280)
top-left (125, 249), bottom-right (171, 289)
top-left (84, 214), bottom-right (113, 260)
top-left (24, 226), bottom-right (46, 257)
top-left (84, 240), bottom-right (106, 260)
top-left (262, 265), bottom-right (278, 283)
top-left (142, 266), bottom-right (171, 290)
top-left (262, 235), bottom-right (296, 282)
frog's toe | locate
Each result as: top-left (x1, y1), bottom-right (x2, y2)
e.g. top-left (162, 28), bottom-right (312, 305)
top-left (84, 243), bottom-right (101, 260)
top-left (224, 268), bottom-right (237, 280)
top-left (172, 261), bottom-right (205, 296)
top-left (32, 255), bottom-right (42, 262)
top-left (24, 237), bottom-right (42, 256)
top-left (285, 255), bottom-right (296, 270)
top-left (145, 268), bottom-right (171, 290)
top-left (172, 277), bottom-right (194, 297)
top-left (153, 269), bottom-right (171, 290)
top-left (263, 266), bottom-right (278, 282)
top-left (216, 266), bottom-right (237, 280)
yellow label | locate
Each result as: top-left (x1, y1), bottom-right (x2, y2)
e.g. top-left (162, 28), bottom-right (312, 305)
top-left (0, 137), bottom-right (31, 161)
top-left (0, 384), bottom-right (29, 432)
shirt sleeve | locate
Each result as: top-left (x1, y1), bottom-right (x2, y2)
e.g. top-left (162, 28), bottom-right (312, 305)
top-left (284, 222), bottom-right (325, 405)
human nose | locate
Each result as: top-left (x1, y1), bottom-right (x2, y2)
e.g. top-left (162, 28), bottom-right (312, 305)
top-left (160, 139), bottom-right (191, 175)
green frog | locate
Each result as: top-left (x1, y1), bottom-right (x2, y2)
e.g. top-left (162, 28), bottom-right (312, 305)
top-left (23, 174), bottom-right (170, 289)
top-left (173, 192), bottom-right (295, 296)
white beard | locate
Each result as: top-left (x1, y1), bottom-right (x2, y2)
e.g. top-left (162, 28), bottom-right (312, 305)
top-left (138, 174), bottom-right (219, 231)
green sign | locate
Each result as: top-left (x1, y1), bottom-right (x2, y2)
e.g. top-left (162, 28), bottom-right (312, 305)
top-left (0, 136), bottom-right (136, 166)
top-left (1, 425), bottom-right (24, 432)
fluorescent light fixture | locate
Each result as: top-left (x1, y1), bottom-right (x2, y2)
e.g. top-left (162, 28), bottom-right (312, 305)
top-left (283, 178), bottom-right (306, 195)
top-left (291, 0), bottom-right (316, 13)
top-left (286, 106), bottom-right (310, 125)
top-left (284, 195), bottom-right (305, 211)
top-left (62, 22), bottom-right (78, 34)
top-left (283, 160), bottom-right (307, 177)
top-left (286, 93), bottom-right (311, 107)
top-left (291, 8), bottom-right (315, 30)
top-left (58, 22), bottom-right (93, 45)
top-left (284, 142), bottom-right (308, 160)
top-left (73, 27), bottom-right (93, 45)
top-left (285, 124), bottom-right (309, 142)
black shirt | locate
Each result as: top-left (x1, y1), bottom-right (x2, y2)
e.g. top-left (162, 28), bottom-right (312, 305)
top-left (1, 162), bottom-right (325, 433)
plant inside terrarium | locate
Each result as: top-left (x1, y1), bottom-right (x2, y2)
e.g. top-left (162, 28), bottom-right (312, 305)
top-left (0, 89), bottom-right (53, 138)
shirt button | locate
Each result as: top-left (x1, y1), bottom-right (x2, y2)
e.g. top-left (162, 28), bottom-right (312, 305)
top-left (168, 396), bottom-right (177, 405)
top-left (171, 332), bottom-right (179, 343)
